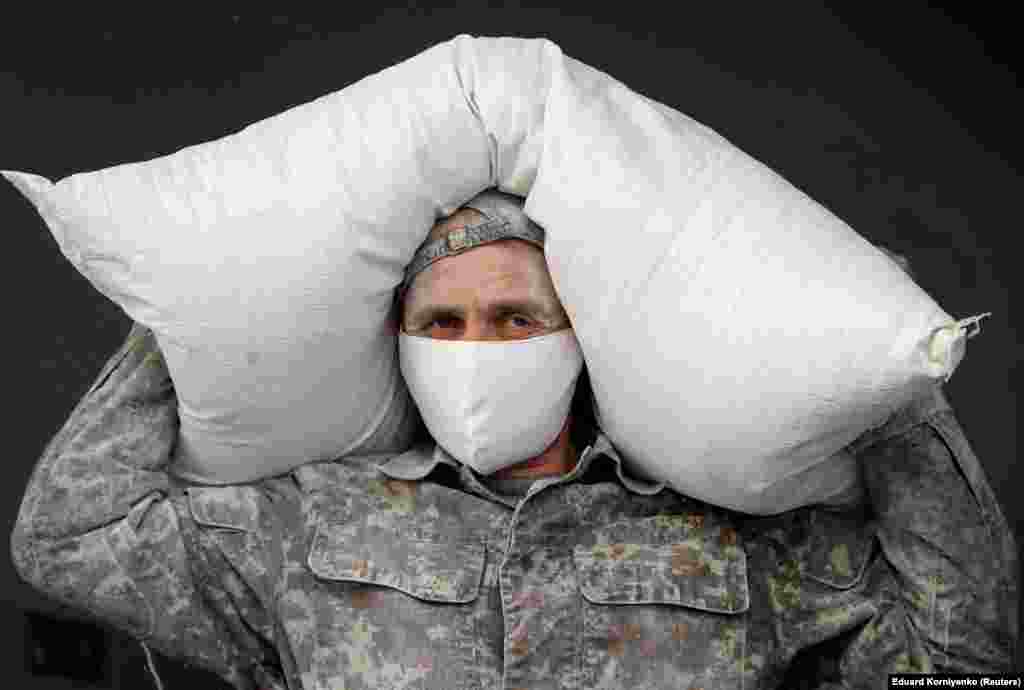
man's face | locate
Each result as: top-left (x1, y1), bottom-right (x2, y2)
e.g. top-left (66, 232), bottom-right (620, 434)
top-left (401, 211), bottom-right (571, 341)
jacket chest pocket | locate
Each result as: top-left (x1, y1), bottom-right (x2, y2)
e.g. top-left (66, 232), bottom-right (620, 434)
top-left (299, 518), bottom-right (487, 690)
top-left (574, 518), bottom-right (750, 690)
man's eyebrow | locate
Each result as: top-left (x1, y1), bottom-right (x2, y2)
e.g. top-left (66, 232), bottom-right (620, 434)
top-left (407, 298), bottom-right (557, 323)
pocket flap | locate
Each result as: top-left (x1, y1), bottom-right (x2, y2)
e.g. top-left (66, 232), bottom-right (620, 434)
top-left (574, 522), bottom-right (749, 615)
top-left (307, 518), bottom-right (485, 604)
top-left (187, 486), bottom-right (262, 532)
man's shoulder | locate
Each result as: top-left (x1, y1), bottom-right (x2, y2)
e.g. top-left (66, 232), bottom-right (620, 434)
top-left (293, 452), bottom-right (401, 486)
top-left (736, 500), bottom-right (876, 592)
top-left (175, 454), bottom-right (399, 535)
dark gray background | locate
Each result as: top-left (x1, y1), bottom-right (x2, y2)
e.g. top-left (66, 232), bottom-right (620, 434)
top-left (1, 5), bottom-right (1018, 686)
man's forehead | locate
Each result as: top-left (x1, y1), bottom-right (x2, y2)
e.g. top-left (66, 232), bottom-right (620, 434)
top-left (403, 242), bottom-right (562, 316)
top-left (414, 240), bottom-right (550, 291)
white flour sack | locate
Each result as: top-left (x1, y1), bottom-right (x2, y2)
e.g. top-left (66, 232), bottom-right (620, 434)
top-left (5, 36), bottom-right (989, 508)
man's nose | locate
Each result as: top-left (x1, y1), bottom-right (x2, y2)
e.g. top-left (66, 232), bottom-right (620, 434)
top-left (461, 317), bottom-right (500, 341)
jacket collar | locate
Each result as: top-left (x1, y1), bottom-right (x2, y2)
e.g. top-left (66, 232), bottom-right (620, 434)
top-left (375, 430), bottom-right (665, 507)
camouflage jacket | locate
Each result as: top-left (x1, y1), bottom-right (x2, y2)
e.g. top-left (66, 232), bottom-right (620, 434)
top-left (11, 323), bottom-right (1019, 689)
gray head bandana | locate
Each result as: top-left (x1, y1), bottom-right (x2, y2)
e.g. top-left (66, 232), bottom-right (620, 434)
top-left (397, 189), bottom-right (545, 303)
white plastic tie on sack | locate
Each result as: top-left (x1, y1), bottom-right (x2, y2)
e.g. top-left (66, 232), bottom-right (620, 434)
top-left (928, 312), bottom-right (992, 383)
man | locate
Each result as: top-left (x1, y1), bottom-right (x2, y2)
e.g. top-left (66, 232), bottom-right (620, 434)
top-left (11, 189), bottom-right (1018, 689)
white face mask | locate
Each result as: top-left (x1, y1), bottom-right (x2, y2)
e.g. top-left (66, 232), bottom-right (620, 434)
top-left (398, 329), bottom-right (585, 475)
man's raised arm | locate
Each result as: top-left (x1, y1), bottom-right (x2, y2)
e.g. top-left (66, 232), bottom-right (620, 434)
top-left (10, 323), bottom-right (280, 689)
top-left (846, 386), bottom-right (1019, 675)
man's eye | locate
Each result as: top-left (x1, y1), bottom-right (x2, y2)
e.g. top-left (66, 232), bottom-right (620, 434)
top-left (428, 317), bottom-right (459, 329)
